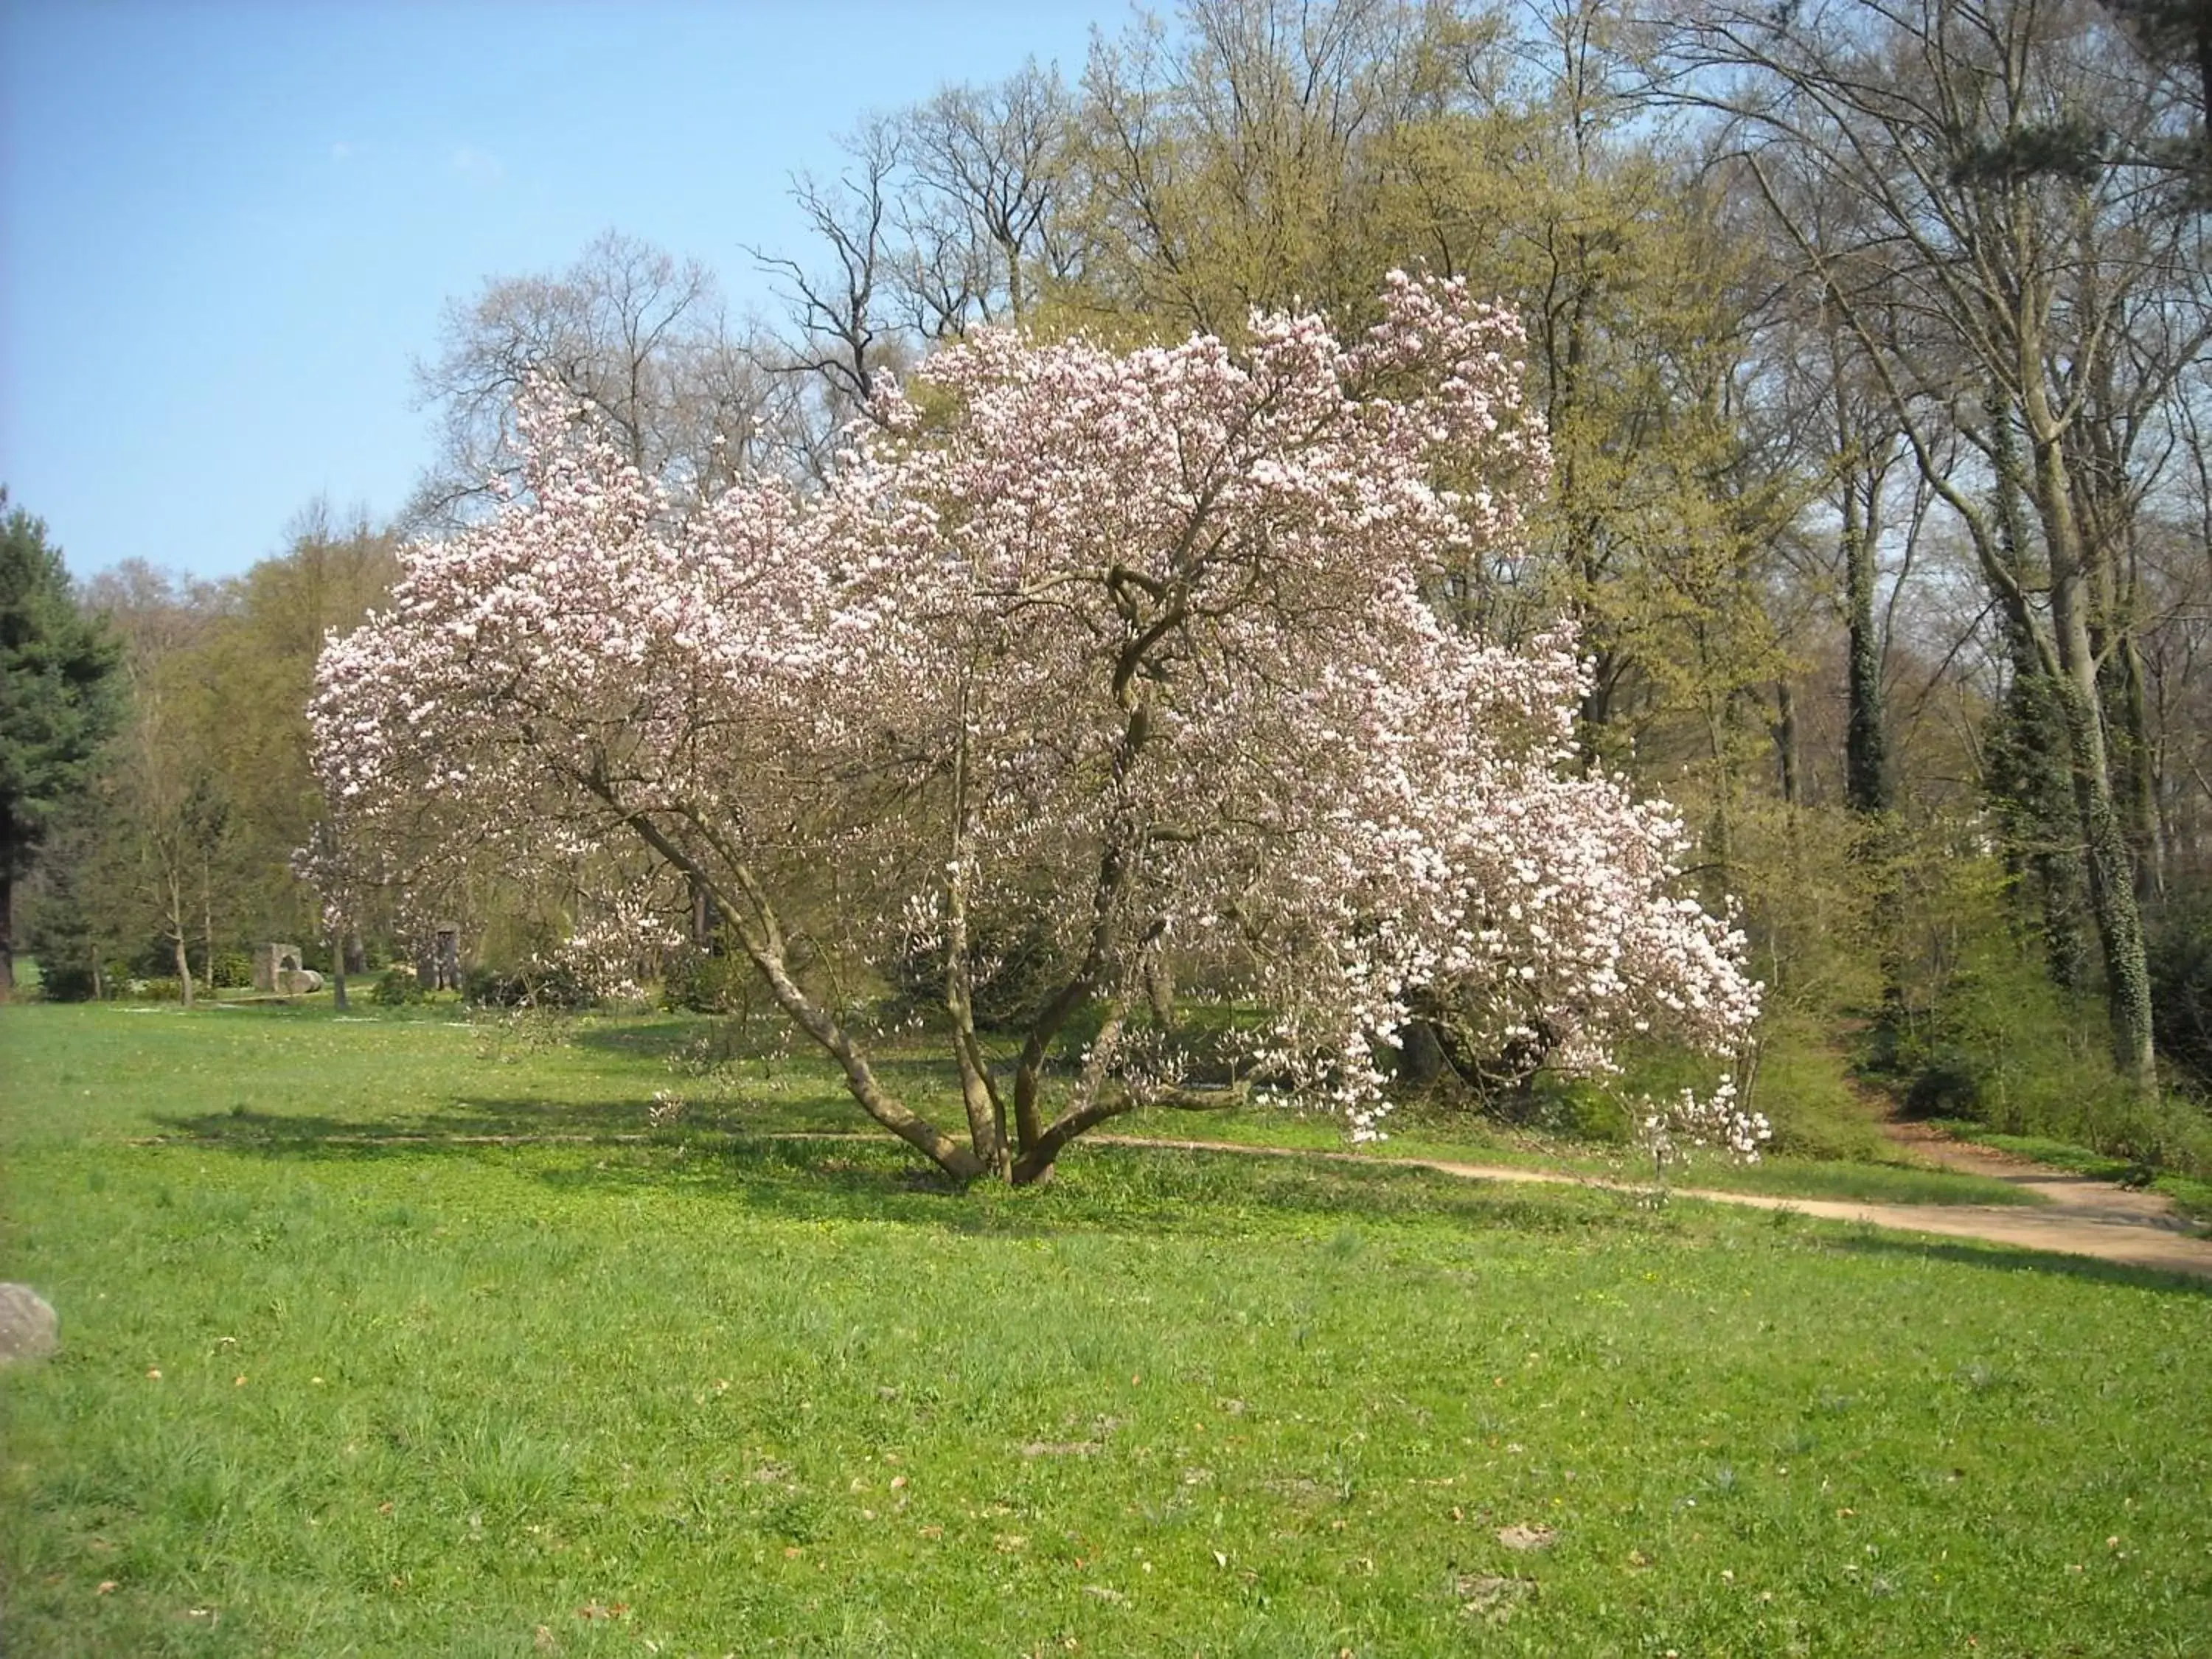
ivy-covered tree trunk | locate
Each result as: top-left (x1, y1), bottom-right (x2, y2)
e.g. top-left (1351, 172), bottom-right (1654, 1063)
top-left (1981, 398), bottom-right (2092, 997)
top-left (1840, 473), bottom-right (1889, 820)
top-left (2093, 591), bottom-right (2166, 910)
top-left (1988, 621), bottom-right (2094, 996)
top-left (2023, 380), bottom-right (2157, 1098)
top-left (1834, 411), bottom-right (1904, 1024)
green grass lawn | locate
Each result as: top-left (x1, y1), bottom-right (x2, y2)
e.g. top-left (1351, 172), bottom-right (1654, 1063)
top-left (4, 1003), bottom-right (2208, 1657)
top-left (1110, 1104), bottom-right (2045, 1211)
top-left (1113, 1009), bottom-right (2045, 1211)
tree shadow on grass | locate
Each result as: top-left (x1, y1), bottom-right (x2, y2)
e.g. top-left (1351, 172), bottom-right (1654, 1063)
top-left (145, 1103), bottom-right (2212, 1284)
top-left (143, 1101), bottom-right (1672, 1246)
top-left (149, 1088), bottom-right (859, 1147)
top-left (525, 1133), bottom-right (1677, 1245)
top-left (565, 1016), bottom-right (978, 1087)
top-left (1818, 1229), bottom-right (2212, 1298)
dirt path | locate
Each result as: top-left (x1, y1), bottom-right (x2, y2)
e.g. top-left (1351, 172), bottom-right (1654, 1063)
top-left (1096, 1133), bottom-right (2212, 1282)
top-left (155, 1116), bottom-right (2211, 1280)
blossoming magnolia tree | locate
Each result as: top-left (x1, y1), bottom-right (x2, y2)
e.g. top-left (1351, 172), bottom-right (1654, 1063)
top-left (312, 274), bottom-right (1761, 1184)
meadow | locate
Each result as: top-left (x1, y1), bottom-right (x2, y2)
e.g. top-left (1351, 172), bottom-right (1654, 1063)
top-left (3, 1001), bottom-right (2208, 1657)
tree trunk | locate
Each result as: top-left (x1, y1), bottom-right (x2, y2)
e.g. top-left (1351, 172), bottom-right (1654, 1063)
top-left (0, 863), bottom-right (13, 1001)
top-left (1143, 953), bottom-right (1176, 1031)
top-left (201, 858), bottom-right (216, 997)
top-left (2102, 629), bottom-right (2166, 908)
top-left (1986, 401), bottom-right (2093, 994)
top-left (2050, 655), bottom-right (2158, 1095)
top-left (1842, 477), bottom-right (1890, 818)
top-left (1770, 680), bottom-right (1800, 807)
top-left (1838, 453), bottom-right (1902, 1020)
top-left (612, 800), bottom-right (987, 1183)
top-left (2072, 281), bottom-right (2167, 913)
top-left (942, 692), bottom-right (1009, 1174)
top-left (1994, 630), bottom-right (2094, 995)
top-left (173, 930), bottom-right (195, 1009)
top-left (2025, 392), bottom-right (2157, 1097)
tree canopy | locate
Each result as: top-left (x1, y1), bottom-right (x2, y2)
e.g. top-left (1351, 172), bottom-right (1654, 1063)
top-left (0, 495), bottom-right (122, 995)
top-left (313, 277), bottom-right (1761, 1183)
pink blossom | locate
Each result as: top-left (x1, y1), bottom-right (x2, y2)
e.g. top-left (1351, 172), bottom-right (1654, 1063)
top-left (310, 276), bottom-right (1757, 1183)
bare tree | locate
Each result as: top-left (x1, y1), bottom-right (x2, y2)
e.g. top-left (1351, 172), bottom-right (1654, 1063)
top-left (897, 61), bottom-right (1074, 333)
top-left (412, 231), bottom-right (775, 527)
top-left (751, 122), bottom-right (918, 476)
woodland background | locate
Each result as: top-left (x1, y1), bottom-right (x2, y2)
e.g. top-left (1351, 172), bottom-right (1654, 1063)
top-left (14, 0), bottom-right (2212, 1174)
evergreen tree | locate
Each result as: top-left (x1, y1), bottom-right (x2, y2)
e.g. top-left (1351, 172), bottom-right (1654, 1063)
top-left (0, 495), bottom-right (123, 995)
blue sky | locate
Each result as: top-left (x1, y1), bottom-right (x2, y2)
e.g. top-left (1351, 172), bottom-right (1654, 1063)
top-left (1, 0), bottom-right (1129, 581)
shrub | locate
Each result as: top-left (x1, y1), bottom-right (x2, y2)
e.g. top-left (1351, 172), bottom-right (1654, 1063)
top-left (208, 950), bottom-right (254, 990)
top-left (661, 951), bottom-right (755, 1015)
top-left (371, 967), bottom-right (423, 1006)
top-left (1902, 1051), bottom-right (1983, 1120)
top-left (37, 962), bottom-right (100, 1002)
top-left (1880, 939), bottom-right (2115, 1141)
top-left (2149, 900), bottom-right (2212, 1091)
top-left (462, 962), bottom-right (599, 1010)
top-left (1874, 912), bottom-right (2212, 1182)
top-left (882, 915), bottom-right (1071, 1033)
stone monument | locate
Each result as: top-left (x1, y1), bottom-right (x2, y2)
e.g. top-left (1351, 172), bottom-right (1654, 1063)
top-left (255, 942), bottom-right (305, 992)
top-left (416, 925), bottom-right (462, 992)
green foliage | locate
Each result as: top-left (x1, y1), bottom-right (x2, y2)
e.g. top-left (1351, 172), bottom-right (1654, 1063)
top-left (462, 960), bottom-right (599, 1011)
top-left (1389, 1009), bottom-right (1879, 1167)
top-left (1903, 1051), bottom-right (1984, 1119)
top-left (1880, 923), bottom-right (2124, 1137)
top-left (4, 1003), bottom-right (2208, 1657)
top-left (33, 959), bottom-right (98, 1002)
top-left (0, 498), bottom-right (123, 863)
top-left (660, 949), bottom-right (756, 1015)
top-left (15, 514), bottom-right (403, 1006)
top-left (1719, 801), bottom-right (1888, 1018)
top-left (1873, 894), bottom-right (2212, 1183)
top-left (881, 914), bottom-right (1070, 1032)
top-left (2148, 897), bottom-right (2212, 1089)
top-left (0, 496), bottom-right (125, 995)
top-left (1747, 1016), bottom-right (1893, 1164)
top-left (370, 966), bottom-right (424, 1006)
top-left (207, 949), bottom-right (254, 990)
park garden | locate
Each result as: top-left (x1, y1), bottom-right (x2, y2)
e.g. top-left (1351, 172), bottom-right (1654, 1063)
top-left (7, 1), bottom-right (2212, 1652)
top-left (3, 996), bottom-right (2210, 1655)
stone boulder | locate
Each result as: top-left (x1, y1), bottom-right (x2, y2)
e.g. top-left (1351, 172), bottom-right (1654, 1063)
top-left (0, 1282), bottom-right (58, 1365)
